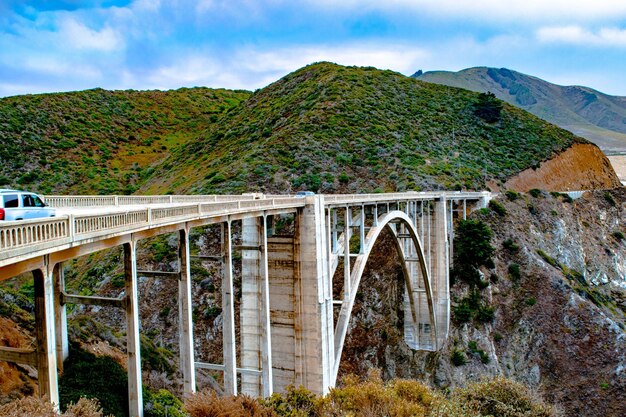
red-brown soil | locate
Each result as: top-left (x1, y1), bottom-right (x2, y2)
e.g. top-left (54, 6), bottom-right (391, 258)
top-left (504, 143), bottom-right (621, 191)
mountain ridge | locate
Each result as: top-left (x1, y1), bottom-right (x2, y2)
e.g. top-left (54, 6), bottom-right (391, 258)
top-left (413, 67), bottom-right (626, 152)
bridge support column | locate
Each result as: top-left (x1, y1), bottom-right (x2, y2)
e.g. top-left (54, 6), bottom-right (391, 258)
top-left (33, 258), bottom-right (59, 409)
top-left (53, 262), bottom-right (68, 372)
top-left (430, 198), bottom-right (449, 348)
top-left (222, 222), bottom-right (237, 396)
top-left (240, 216), bottom-right (273, 397)
top-left (178, 228), bottom-right (196, 395)
top-left (294, 196), bottom-right (333, 394)
top-left (124, 241), bottom-right (143, 417)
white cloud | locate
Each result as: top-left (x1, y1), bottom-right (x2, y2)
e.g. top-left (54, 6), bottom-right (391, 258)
top-left (537, 26), bottom-right (626, 47)
top-left (307, 0), bottom-right (626, 22)
top-left (57, 17), bottom-right (124, 51)
top-left (239, 43), bottom-right (430, 78)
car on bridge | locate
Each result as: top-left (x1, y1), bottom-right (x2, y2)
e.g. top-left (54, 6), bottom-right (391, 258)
top-left (0, 189), bottom-right (56, 221)
top-left (295, 191), bottom-right (315, 197)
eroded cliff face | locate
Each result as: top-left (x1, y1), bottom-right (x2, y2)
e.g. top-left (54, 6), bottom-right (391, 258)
top-left (340, 189), bottom-right (625, 417)
top-left (503, 143), bottom-right (621, 191)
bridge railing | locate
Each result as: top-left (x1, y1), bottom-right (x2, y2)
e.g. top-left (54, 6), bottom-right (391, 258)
top-left (43, 194), bottom-right (260, 208)
top-left (324, 191), bottom-right (490, 205)
top-left (0, 198), bottom-right (306, 263)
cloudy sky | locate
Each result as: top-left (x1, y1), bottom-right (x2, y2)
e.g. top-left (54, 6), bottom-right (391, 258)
top-left (1, 0), bottom-right (626, 97)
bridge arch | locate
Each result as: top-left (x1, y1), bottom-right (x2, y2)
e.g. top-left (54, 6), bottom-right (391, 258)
top-left (332, 210), bottom-right (436, 382)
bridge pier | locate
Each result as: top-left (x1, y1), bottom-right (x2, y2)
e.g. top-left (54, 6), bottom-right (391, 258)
top-left (53, 262), bottom-right (68, 372)
top-left (33, 259), bottom-right (60, 409)
top-left (124, 241), bottom-right (143, 417)
top-left (178, 228), bottom-right (196, 395)
top-left (294, 196), bottom-right (334, 394)
top-left (221, 221), bottom-right (238, 396)
top-left (240, 216), bottom-right (273, 397)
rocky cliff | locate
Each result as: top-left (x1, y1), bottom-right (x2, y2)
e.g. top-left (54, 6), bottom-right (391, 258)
top-left (340, 189), bottom-right (626, 417)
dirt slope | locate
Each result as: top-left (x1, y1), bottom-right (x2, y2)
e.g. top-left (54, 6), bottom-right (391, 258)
top-left (504, 143), bottom-right (621, 191)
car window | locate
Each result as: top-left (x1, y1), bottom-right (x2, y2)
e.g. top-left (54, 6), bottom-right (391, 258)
top-left (3, 194), bottom-right (18, 208)
top-left (32, 195), bottom-right (45, 207)
top-left (22, 194), bottom-right (36, 208)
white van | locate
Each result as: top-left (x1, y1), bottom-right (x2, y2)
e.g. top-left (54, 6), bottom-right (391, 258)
top-left (0, 189), bottom-right (56, 221)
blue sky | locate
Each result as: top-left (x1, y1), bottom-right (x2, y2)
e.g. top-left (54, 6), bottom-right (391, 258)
top-left (1, 0), bottom-right (626, 97)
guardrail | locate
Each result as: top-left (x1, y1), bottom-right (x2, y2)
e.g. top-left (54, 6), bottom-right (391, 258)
top-left (324, 191), bottom-right (490, 205)
top-left (43, 194), bottom-right (261, 208)
top-left (0, 198), bottom-right (305, 263)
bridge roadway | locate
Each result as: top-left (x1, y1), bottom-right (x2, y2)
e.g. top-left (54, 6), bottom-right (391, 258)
top-left (0, 191), bottom-right (489, 417)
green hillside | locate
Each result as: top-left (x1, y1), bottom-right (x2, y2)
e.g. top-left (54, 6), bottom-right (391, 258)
top-left (141, 62), bottom-right (584, 194)
top-left (414, 67), bottom-right (626, 152)
top-left (0, 87), bottom-right (250, 194)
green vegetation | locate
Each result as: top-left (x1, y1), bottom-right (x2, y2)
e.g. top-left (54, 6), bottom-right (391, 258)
top-left (473, 92), bottom-right (503, 123)
top-left (508, 263), bottom-right (521, 281)
top-left (452, 219), bottom-right (497, 324)
top-left (468, 340), bottom-right (490, 364)
top-left (0, 87), bottom-right (249, 194)
top-left (529, 188), bottom-right (542, 198)
top-left (502, 238), bottom-right (519, 253)
top-left (451, 348), bottom-right (468, 366)
top-left (504, 190), bottom-right (519, 201)
top-left (604, 191), bottom-right (617, 206)
top-left (59, 345), bottom-right (128, 417)
top-left (488, 200), bottom-right (507, 216)
top-left (149, 62), bottom-right (583, 194)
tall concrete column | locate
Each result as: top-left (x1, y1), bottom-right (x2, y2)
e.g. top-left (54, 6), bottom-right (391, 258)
top-left (294, 195), bottom-right (333, 394)
top-left (430, 198), bottom-right (449, 348)
top-left (124, 241), bottom-right (143, 417)
top-left (53, 262), bottom-right (68, 372)
top-left (33, 258), bottom-right (59, 409)
top-left (178, 228), bottom-right (196, 395)
top-left (240, 217), bottom-right (262, 396)
top-left (222, 221), bottom-right (237, 395)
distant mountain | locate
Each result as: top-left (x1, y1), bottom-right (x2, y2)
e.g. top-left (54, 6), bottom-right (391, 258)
top-left (413, 67), bottom-right (626, 152)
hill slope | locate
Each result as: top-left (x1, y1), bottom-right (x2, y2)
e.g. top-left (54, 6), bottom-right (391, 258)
top-left (142, 62), bottom-right (617, 194)
top-left (413, 67), bottom-right (626, 152)
top-left (0, 88), bottom-right (250, 194)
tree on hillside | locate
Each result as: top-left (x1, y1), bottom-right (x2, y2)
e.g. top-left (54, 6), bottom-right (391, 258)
top-left (474, 92), bottom-right (503, 123)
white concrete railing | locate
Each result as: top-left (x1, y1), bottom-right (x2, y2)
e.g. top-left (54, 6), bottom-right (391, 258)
top-left (43, 194), bottom-right (259, 208)
top-left (324, 191), bottom-right (490, 205)
top-left (0, 198), bottom-right (305, 261)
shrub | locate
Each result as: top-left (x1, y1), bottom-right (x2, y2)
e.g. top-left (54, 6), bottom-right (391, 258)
top-left (476, 305), bottom-right (495, 323)
top-left (451, 348), bottom-right (467, 366)
top-left (185, 391), bottom-right (275, 417)
top-left (504, 190), bottom-right (519, 201)
top-left (508, 263), bottom-right (521, 281)
top-left (59, 346), bottom-right (128, 417)
top-left (502, 238), bottom-right (519, 252)
top-left (488, 200), bottom-right (507, 216)
top-left (454, 219), bottom-right (494, 269)
top-left (452, 376), bottom-right (557, 416)
top-left (529, 188), bottom-right (542, 198)
top-left (0, 396), bottom-right (107, 417)
top-left (613, 231), bottom-right (625, 241)
top-left (262, 385), bottom-right (317, 417)
top-left (144, 389), bottom-right (186, 417)
top-left (603, 192), bottom-right (616, 207)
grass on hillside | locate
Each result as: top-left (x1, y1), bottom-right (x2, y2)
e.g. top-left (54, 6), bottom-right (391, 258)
top-left (146, 62), bottom-right (584, 195)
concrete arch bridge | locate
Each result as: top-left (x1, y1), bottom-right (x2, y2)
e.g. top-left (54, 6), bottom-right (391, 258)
top-left (0, 191), bottom-right (489, 416)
